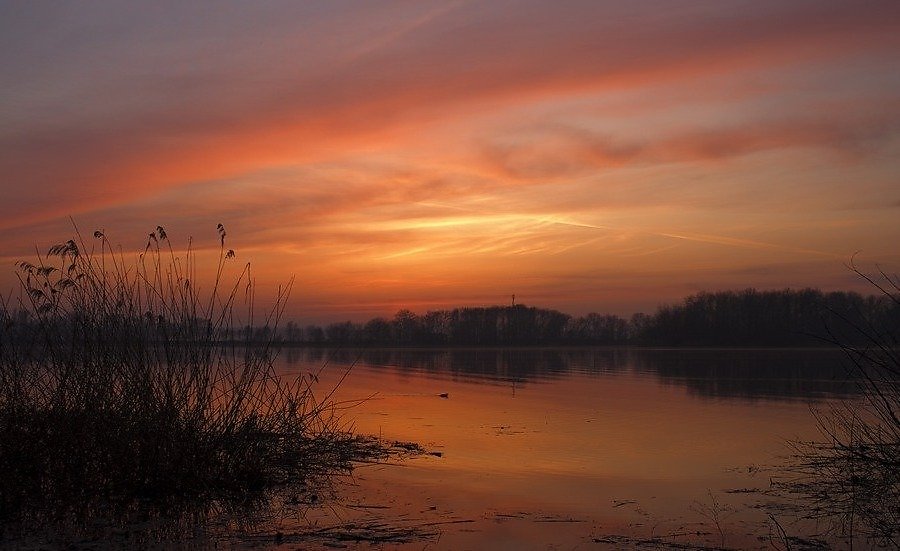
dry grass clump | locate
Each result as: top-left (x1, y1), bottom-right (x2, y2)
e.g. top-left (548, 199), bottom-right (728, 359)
top-left (0, 224), bottom-right (373, 523)
top-left (781, 265), bottom-right (900, 548)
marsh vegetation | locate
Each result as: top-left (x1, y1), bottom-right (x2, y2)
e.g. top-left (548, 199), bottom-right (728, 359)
top-left (778, 266), bottom-right (900, 548)
top-left (0, 225), bottom-right (383, 541)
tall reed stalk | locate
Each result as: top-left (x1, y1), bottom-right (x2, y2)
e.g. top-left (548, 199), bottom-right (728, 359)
top-left (0, 224), bottom-right (367, 520)
top-left (782, 265), bottom-right (899, 548)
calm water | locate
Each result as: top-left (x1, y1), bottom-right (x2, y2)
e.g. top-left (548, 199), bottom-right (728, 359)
top-left (274, 348), bottom-right (857, 549)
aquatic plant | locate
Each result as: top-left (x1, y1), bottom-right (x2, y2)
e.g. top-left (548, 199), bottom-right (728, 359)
top-left (0, 224), bottom-right (375, 523)
top-left (782, 263), bottom-right (900, 547)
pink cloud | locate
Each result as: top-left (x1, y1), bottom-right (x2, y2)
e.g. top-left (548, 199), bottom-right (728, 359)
top-left (2, 1), bottom-right (898, 228)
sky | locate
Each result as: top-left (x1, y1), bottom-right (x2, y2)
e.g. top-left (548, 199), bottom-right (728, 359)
top-left (2, 0), bottom-right (899, 322)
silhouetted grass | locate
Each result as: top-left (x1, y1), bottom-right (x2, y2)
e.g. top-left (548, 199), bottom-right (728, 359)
top-left (0, 224), bottom-right (379, 526)
top-left (780, 263), bottom-right (900, 548)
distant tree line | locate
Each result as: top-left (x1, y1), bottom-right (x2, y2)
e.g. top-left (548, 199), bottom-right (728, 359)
top-left (278, 288), bottom-right (900, 347)
top-left (5, 288), bottom-right (894, 347)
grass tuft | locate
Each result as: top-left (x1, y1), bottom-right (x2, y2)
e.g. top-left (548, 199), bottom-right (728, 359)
top-left (0, 223), bottom-right (375, 525)
top-left (779, 263), bottom-right (900, 548)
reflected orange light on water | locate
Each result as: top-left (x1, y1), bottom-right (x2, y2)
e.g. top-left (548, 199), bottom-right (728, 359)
top-left (275, 348), bottom-right (848, 548)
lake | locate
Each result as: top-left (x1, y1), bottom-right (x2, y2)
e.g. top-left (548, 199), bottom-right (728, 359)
top-left (272, 347), bottom-right (857, 549)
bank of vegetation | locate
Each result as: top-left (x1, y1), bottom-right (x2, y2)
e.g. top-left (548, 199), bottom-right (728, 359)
top-left (0, 226), bottom-right (381, 530)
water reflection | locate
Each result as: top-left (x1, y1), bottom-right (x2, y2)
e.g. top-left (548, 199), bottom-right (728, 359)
top-left (279, 347), bottom-right (856, 401)
top-left (5, 345), bottom-right (855, 549)
top-left (271, 346), bottom-right (857, 549)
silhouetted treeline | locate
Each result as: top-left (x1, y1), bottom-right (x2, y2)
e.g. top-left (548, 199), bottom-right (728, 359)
top-left (279, 288), bottom-right (900, 347)
top-left (283, 306), bottom-right (573, 346)
top-left (640, 288), bottom-right (898, 346)
top-left (8, 288), bottom-right (891, 348)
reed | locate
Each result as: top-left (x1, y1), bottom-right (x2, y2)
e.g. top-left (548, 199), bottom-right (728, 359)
top-left (0, 224), bottom-right (373, 522)
top-left (781, 264), bottom-right (900, 548)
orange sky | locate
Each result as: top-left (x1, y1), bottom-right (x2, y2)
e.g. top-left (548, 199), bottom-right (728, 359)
top-left (2, 1), bottom-right (899, 322)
